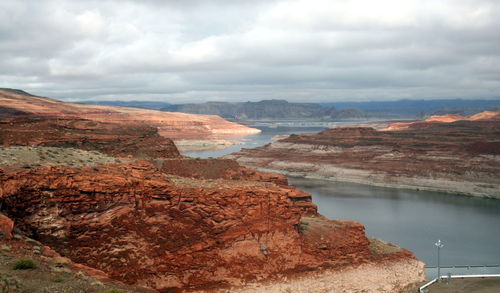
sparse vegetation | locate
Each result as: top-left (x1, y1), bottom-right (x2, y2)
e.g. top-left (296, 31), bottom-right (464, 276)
top-left (298, 219), bottom-right (309, 232)
top-left (101, 289), bottom-right (125, 293)
top-left (1, 249), bottom-right (133, 292)
top-left (369, 238), bottom-right (402, 255)
top-left (50, 273), bottom-right (65, 283)
top-left (12, 258), bottom-right (37, 270)
top-left (0, 146), bottom-right (127, 167)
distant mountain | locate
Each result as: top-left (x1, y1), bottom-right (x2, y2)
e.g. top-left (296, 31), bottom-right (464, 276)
top-left (324, 99), bottom-right (500, 118)
top-left (163, 99), bottom-right (369, 121)
top-left (81, 100), bottom-right (171, 110)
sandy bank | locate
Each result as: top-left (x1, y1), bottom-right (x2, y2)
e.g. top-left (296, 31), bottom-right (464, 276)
top-left (209, 258), bottom-right (425, 293)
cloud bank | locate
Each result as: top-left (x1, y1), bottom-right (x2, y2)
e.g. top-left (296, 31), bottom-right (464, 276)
top-left (1, 0), bottom-right (500, 102)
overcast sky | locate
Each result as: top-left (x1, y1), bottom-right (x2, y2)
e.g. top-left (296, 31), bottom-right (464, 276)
top-left (1, 0), bottom-right (500, 103)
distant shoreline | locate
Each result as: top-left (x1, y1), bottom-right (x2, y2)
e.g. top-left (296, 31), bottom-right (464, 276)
top-left (238, 165), bottom-right (500, 199)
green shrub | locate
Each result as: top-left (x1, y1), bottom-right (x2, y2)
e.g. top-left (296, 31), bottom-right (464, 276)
top-left (12, 258), bottom-right (37, 270)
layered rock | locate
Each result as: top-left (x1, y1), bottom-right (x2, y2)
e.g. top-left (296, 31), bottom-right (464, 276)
top-left (383, 110), bottom-right (500, 131)
top-left (0, 88), bottom-right (260, 140)
top-left (0, 93), bottom-right (425, 291)
top-left (0, 116), bottom-right (180, 159)
top-left (0, 160), bottom-right (425, 291)
top-left (227, 112), bottom-right (500, 198)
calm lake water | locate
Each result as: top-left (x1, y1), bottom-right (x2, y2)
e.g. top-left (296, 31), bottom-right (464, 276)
top-left (288, 177), bottom-right (500, 279)
top-left (183, 125), bottom-right (327, 158)
top-left (183, 125), bottom-right (500, 279)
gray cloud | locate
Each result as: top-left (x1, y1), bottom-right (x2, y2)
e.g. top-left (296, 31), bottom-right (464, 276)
top-left (1, 0), bottom-right (500, 102)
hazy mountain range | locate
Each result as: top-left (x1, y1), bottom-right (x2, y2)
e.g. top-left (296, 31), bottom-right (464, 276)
top-left (162, 100), bottom-right (368, 121)
top-left (327, 99), bottom-right (500, 117)
top-left (80, 98), bottom-right (500, 121)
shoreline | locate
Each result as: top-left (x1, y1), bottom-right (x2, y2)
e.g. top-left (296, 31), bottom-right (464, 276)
top-left (247, 166), bottom-right (500, 199)
top-left (174, 139), bottom-right (243, 152)
top-left (203, 257), bottom-right (425, 293)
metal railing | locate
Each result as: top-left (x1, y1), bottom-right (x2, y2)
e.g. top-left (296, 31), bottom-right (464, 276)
top-left (419, 273), bottom-right (500, 293)
top-left (425, 264), bottom-right (500, 269)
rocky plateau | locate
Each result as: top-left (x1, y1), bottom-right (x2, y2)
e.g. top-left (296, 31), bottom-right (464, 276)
top-left (228, 111), bottom-right (500, 198)
top-left (0, 90), bottom-right (425, 292)
top-left (0, 88), bottom-right (260, 142)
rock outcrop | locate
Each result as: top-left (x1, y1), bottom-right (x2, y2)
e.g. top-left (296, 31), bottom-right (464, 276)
top-left (0, 160), bottom-right (424, 291)
top-left (0, 88), bottom-right (260, 140)
top-left (0, 92), bottom-right (425, 291)
top-left (227, 112), bottom-right (500, 198)
top-left (0, 116), bottom-right (181, 159)
top-left (382, 110), bottom-right (500, 131)
top-left (0, 213), bottom-right (13, 239)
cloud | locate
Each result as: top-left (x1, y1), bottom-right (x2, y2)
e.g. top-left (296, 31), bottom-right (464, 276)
top-left (1, 0), bottom-right (500, 102)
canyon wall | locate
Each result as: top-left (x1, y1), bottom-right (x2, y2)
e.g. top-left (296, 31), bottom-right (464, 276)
top-left (0, 158), bottom-right (424, 291)
top-left (0, 92), bottom-right (425, 291)
top-left (228, 113), bottom-right (500, 198)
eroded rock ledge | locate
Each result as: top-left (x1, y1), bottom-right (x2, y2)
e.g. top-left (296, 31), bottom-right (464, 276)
top-left (227, 113), bottom-right (500, 198)
top-left (0, 159), bottom-right (424, 291)
top-left (0, 88), bottom-right (260, 140)
top-left (0, 104), bottom-right (424, 291)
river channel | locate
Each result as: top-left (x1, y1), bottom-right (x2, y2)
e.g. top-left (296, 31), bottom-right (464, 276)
top-left (183, 125), bottom-right (500, 279)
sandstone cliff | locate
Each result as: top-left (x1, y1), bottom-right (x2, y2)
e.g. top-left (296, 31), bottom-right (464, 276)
top-left (0, 100), bottom-right (424, 291)
top-left (0, 88), bottom-right (260, 140)
top-left (0, 158), bottom-right (423, 291)
top-left (227, 112), bottom-right (500, 198)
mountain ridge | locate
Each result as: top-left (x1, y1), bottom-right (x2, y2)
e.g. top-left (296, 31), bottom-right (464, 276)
top-left (163, 99), bottom-right (369, 121)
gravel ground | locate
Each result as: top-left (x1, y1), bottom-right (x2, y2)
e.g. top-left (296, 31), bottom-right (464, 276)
top-left (0, 146), bottom-right (126, 167)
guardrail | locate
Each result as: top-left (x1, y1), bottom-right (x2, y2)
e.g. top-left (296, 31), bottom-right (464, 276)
top-left (425, 264), bottom-right (500, 268)
top-left (419, 274), bottom-right (500, 292)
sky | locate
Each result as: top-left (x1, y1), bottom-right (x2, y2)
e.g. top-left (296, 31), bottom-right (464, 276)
top-left (1, 0), bottom-right (500, 103)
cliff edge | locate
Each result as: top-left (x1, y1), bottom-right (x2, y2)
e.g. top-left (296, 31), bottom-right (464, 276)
top-left (227, 112), bottom-right (500, 198)
top-left (0, 88), bottom-right (260, 140)
top-left (0, 93), bottom-right (424, 292)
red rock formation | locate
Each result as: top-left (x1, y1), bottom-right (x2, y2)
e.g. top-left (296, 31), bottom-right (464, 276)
top-left (0, 89), bottom-right (260, 140)
top-left (0, 213), bottom-right (13, 239)
top-left (228, 114), bottom-right (500, 198)
top-left (383, 110), bottom-right (500, 131)
top-left (160, 158), bottom-right (288, 185)
top-left (0, 117), bottom-right (180, 159)
top-left (0, 161), bottom-right (407, 291)
top-left (0, 93), bottom-right (424, 291)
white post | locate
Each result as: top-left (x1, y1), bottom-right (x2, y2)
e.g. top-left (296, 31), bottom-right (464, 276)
top-left (435, 239), bottom-right (444, 281)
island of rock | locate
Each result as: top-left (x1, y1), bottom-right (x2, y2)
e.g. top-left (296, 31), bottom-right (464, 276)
top-left (0, 89), bottom-right (425, 292)
top-left (227, 112), bottom-right (500, 198)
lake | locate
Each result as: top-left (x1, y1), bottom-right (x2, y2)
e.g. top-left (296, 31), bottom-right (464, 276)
top-left (182, 125), bottom-right (500, 279)
top-left (288, 177), bottom-right (500, 279)
top-left (183, 125), bottom-right (327, 158)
